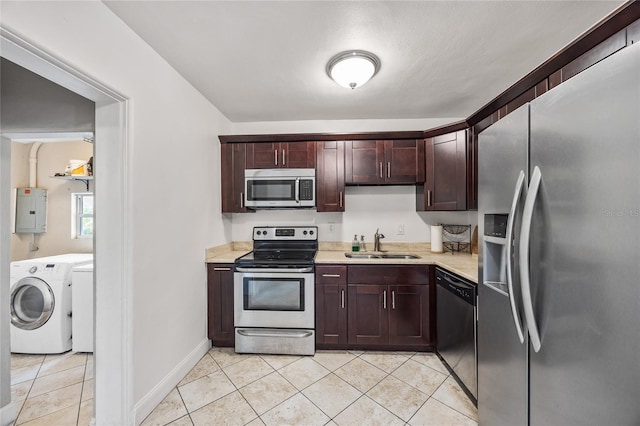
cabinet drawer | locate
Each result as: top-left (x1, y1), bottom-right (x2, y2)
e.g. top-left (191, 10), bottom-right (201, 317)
top-left (316, 265), bottom-right (347, 285)
top-left (348, 265), bottom-right (429, 285)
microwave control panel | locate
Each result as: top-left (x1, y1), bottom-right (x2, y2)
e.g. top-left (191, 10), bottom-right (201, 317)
top-left (299, 179), bottom-right (314, 201)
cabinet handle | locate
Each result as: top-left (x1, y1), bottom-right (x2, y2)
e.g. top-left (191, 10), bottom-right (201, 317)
top-left (379, 162), bottom-right (383, 179)
top-left (274, 149), bottom-right (278, 166)
top-left (383, 290), bottom-right (387, 309)
top-left (387, 162), bottom-right (391, 179)
top-left (391, 290), bottom-right (395, 309)
top-left (282, 149), bottom-right (286, 166)
top-left (213, 267), bottom-right (231, 271)
top-left (321, 274), bottom-right (341, 278)
top-left (341, 289), bottom-right (345, 309)
top-left (339, 191), bottom-right (343, 208)
top-left (427, 190), bottom-right (432, 207)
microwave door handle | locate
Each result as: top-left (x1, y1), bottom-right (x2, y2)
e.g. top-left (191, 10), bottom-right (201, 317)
top-left (295, 178), bottom-right (300, 203)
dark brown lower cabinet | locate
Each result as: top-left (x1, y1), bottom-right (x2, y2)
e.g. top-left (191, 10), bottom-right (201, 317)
top-left (315, 265), bottom-right (348, 347)
top-left (347, 284), bottom-right (388, 345)
top-left (348, 284), bottom-right (430, 347)
top-left (207, 263), bottom-right (235, 347)
top-left (346, 265), bottom-right (433, 349)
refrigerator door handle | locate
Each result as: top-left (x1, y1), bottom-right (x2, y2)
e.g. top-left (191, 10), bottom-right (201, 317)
top-left (506, 170), bottom-right (526, 344)
top-left (520, 166), bottom-right (542, 352)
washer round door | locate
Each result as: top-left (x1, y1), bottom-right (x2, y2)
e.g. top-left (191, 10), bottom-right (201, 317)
top-left (11, 277), bottom-right (55, 330)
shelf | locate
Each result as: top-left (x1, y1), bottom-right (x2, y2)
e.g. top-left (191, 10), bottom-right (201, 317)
top-left (50, 175), bottom-right (93, 191)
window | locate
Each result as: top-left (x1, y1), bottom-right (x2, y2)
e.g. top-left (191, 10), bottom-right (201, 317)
top-left (72, 193), bottom-right (94, 238)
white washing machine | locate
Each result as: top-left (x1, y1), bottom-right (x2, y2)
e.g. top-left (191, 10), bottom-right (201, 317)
top-left (71, 263), bottom-right (93, 353)
top-left (10, 253), bottom-right (93, 354)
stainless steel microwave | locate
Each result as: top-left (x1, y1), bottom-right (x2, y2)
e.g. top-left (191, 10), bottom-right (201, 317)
top-left (244, 168), bottom-right (315, 208)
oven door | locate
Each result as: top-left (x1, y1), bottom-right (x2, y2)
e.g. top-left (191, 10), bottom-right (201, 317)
top-left (234, 267), bottom-right (314, 329)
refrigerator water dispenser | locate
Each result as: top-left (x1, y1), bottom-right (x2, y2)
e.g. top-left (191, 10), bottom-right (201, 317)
top-left (483, 214), bottom-right (508, 294)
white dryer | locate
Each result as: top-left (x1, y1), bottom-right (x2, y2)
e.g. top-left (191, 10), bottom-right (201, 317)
top-left (10, 253), bottom-right (93, 354)
top-left (71, 263), bottom-right (94, 353)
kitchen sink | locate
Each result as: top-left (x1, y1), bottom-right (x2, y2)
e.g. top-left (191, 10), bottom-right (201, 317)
top-left (378, 254), bottom-right (421, 259)
top-left (344, 253), bottom-right (420, 259)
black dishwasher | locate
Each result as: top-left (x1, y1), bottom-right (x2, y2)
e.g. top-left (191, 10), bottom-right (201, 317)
top-left (436, 267), bottom-right (477, 402)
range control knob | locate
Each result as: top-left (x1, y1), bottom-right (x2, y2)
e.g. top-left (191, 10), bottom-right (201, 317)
top-left (29, 266), bottom-right (38, 274)
top-left (309, 230), bottom-right (314, 235)
top-left (303, 230), bottom-right (308, 235)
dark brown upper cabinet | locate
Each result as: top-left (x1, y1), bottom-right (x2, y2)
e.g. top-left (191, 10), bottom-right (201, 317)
top-left (220, 143), bottom-right (247, 213)
top-left (345, 140), bottom-right (424, 185)
top-left (316, 141), bottom-right (345, 212)
top-left (245, 142), bottom-right (316, 169)
top-left (417, 130), bottom-right (467, 211)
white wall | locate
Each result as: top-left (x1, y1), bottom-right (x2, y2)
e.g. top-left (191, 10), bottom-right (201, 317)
top-left (230, 117), bottom-right (460, 134)
top-left (230, 185), bottom-right (477, 245)
top-left (10, 141), bottom-right (93, 261)
top-left (1, 2), bottom-right (232, 424)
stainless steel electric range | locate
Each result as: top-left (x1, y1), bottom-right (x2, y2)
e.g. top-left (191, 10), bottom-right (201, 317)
top-left (234, 226), bottom-right (317, 355)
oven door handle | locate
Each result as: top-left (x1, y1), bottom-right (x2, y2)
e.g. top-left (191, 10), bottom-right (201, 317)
top-left (237, 329), bottom-right (313, 338)
top-left (235, 266), bottom-right (314, 274)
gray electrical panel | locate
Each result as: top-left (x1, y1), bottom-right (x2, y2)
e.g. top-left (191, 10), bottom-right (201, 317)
top-left (15, 187), bottom-right (47, 233)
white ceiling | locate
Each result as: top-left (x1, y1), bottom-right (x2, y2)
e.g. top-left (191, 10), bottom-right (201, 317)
top-left (104, 1), bottom-right (625, 123)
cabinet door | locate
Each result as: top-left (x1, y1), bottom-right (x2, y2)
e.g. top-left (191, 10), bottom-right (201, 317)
top-left (246, 142), bottom-right (279, 169)
top-left (384, 139), bottom-right (424, 184)
top-left (316, 141), bottom-right (345, 212)
top-left (281, 142), bottom-right (316, 168)
top-left (348, 284), bottom-right (388, 345)
top-left (345, 140), bottom-right (384, 184)
top-left (246, 142), bottom-right (315, 169)
top-left (221, 143), bottom-right (247, 213)
top-left (388, 284), bottom-right (431, 346)
top-left (315, 265), bottom-right (348, 346)
top-left (207, 264), bottom-right (235, 347)
top-left (421, 130), bottom-right (467, 211)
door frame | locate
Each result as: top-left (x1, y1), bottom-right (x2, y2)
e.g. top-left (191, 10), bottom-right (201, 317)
top-left (0, 28), bottom-right (134, 425)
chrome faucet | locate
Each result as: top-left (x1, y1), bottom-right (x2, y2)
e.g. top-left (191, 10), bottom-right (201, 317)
top-left (374, 228), bottom-right (385, 252)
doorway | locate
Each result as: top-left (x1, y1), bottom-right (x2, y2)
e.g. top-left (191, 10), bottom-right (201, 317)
top-left (1, 28), bottom-right (133, 425)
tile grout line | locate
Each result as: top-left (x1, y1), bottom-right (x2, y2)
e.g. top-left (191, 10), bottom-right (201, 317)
top-left (75, 354), bottom-right (88, 426)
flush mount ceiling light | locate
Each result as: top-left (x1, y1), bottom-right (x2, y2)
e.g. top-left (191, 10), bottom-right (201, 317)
top-left (326, 50), bottom-right (380, 89)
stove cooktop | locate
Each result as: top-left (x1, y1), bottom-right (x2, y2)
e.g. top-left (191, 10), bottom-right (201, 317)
top-left (235, 225), bottom-right (318, 267)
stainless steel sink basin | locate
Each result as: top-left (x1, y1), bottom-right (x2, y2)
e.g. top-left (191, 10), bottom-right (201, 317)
top-left (344, 253), bottom-right (420, 259)
top-left (378, 254), bottom-right (421, 259)
top-left (344, 253), bottom-right (380, 259)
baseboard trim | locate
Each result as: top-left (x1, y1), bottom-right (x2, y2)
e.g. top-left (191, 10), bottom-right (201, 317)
top-left (133, 338), bottom-right (210, 425)
top-left (1, 402), bottom-right (16, 426)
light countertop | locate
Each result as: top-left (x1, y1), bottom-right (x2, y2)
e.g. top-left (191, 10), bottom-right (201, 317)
top-left (206, 242), bottom-right (478, 283)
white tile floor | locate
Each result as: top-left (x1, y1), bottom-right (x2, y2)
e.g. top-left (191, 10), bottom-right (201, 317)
top-left (143, 348), bottom-right (477, 426)
top-left (9, 351), bottom-right (93, 426)
top-left (9, 348), bottom-right (478, 426)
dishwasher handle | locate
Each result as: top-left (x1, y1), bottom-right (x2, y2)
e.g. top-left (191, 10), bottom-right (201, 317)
top-left (436, 269), bottom-right (476, 306)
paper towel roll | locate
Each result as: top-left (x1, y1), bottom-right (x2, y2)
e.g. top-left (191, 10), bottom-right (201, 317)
top-left (431, 225), bottom-right (443, 253)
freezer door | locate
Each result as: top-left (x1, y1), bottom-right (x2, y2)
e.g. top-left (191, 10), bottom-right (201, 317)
top-left (527, 42), bottom-right (640, 425)
top-left (477, 104), bottom-right (529, 426)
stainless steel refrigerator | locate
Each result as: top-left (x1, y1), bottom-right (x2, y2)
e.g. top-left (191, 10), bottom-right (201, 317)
top-left (478, 41), bottom-right (640, 425)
